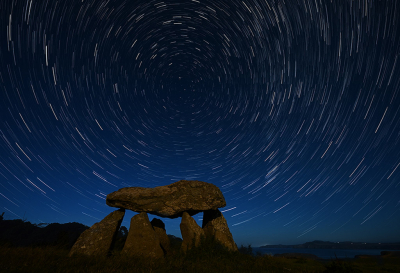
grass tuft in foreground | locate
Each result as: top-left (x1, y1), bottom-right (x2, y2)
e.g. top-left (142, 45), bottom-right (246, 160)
top-left (1, 238), bottom-right (399, 273)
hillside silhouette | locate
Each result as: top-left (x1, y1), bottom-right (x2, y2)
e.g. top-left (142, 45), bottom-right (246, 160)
top-left (0, 213), bottom-right (89, 249)
top-left (0, 212), bottom-right (183, 251)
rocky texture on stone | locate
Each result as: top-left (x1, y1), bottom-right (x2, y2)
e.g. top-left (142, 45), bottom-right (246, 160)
top-left (180, 211), bottom-right (205, 252)
top-left (151, 218), bottom-right (171, 255)
top-left (122, 212), bottom-right (164, 259)
top-left (106, 180), bottom-right (226, 218)
top-left (202, 209), bottom-right (238, 251)
top-left (68, 181), bottom-right (237, 258)
top-left (69, 209), bottom-right (125, 257)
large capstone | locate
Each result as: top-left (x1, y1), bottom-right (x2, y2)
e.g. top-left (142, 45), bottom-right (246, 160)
top-left (106, 180), bottom-right (226, 218)
top-left (69, 209), bottom-right (125, 257)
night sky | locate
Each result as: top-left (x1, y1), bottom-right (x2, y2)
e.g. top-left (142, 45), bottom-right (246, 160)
top-left (1, 0), bottom-right (400, 247)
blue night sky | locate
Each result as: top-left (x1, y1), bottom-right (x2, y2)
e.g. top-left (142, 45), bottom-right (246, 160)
top-left (1, 0), bottom-right (400, 247)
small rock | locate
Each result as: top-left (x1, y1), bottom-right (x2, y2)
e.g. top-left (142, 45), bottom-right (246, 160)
top-left (122, 212), bottom-right (164, 259)
top-left (202, 209), bottom-right (238, 251)
top-left (180, 211), bottom-right (205, 252)
top-left (69, 209), bottom-right (125, 257)
top-left (151, 218), bottom-right (171, 254)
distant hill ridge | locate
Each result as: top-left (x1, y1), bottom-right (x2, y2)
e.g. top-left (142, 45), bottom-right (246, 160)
top-left (0, 215), bottom-right (183, 250)
top-left (261, 240), bottom-right (400, 250)
top-left (0, 217), bottom-right (89, 249)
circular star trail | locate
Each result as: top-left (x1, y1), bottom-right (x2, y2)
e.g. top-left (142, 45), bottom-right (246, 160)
top-left (1, 0), bottom-right (400, 245)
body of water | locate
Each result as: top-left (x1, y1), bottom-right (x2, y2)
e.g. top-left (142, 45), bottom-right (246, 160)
top-left (253, 247), bottom-right (392, 259)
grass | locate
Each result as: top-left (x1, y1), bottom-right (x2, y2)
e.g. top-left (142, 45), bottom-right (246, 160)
top-left (0, 237), bottom-right (399, 273)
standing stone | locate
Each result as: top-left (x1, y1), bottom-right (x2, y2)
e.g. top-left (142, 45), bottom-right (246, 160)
top-left (106, 180), bottom-right (226, 218)
top-left (69, 209), bottom-right (125, 257)
top-left (202, 209), bottom-right (238, 251)
top-left (122, 212), bottom-right (164, 259)
top-left (180, 211), bottom-right (205, 252)
top-left (151, 218), bottom-right (171, 254)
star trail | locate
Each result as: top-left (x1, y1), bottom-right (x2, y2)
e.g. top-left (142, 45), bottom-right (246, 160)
top-left (1, 0), bottom-right (400, 246)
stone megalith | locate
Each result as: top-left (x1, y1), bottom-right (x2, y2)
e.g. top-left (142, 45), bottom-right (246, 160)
top-left (180, 211), bottom-right (205, 252)
top-left (106, 180), bottom-right (226, 218)
top-left (202, 209), bottom-right (238, 251)
top-left (151, 218), bottom-right (171, 254)
top-left (122, 212), bottom-right (164, 259)
top-left (69, 209), bottom-right (125, 257)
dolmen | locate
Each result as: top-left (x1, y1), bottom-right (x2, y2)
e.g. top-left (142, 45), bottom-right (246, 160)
top-left (69, 180), bottom-right (237, 258)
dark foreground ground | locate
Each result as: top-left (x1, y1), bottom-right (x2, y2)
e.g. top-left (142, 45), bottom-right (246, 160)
top-left (1, 239), bottom-right (399, 273)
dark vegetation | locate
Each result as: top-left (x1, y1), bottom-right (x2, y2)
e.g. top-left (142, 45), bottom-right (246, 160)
top-left (0, 214), bottom-right (399, 272)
